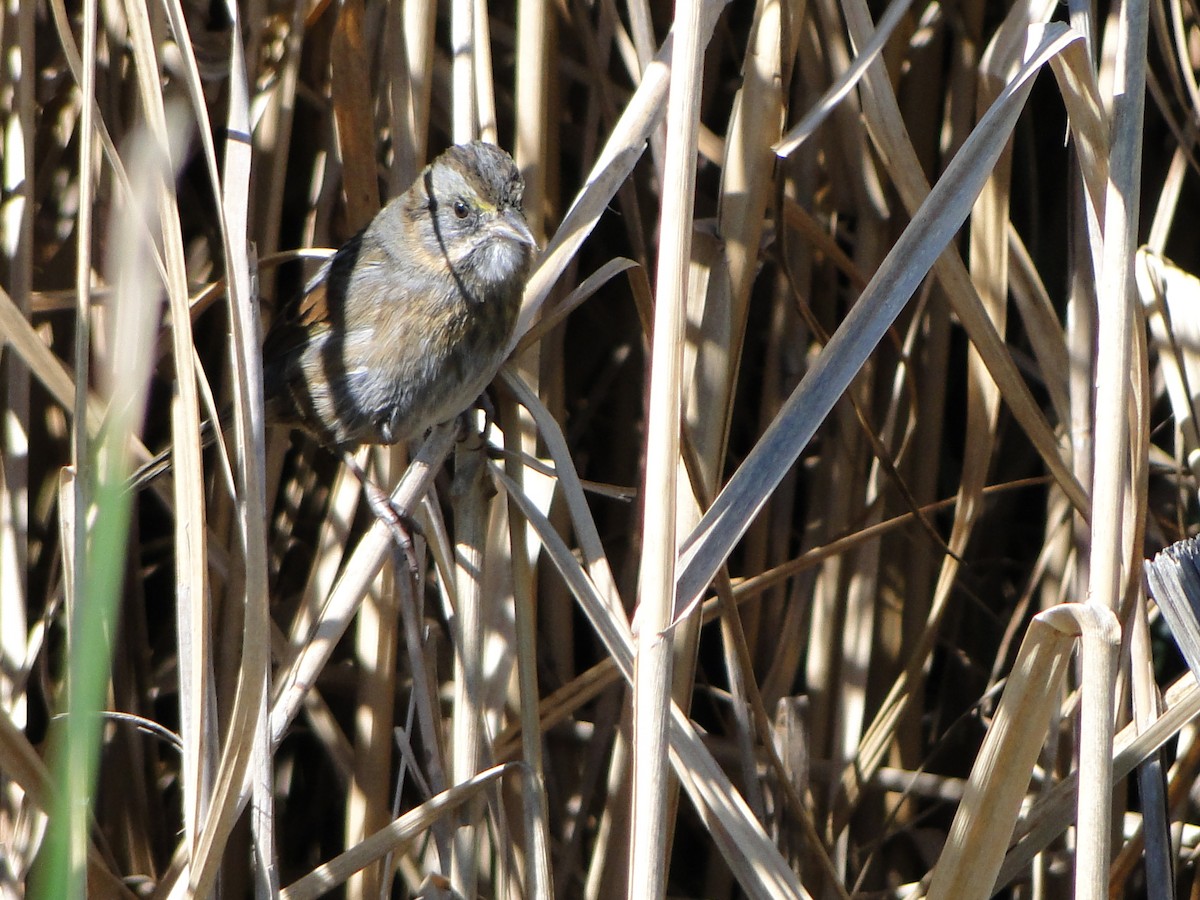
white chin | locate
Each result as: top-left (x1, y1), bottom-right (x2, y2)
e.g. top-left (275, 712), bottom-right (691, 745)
top-left (476, 240), bottom-right (528, 285)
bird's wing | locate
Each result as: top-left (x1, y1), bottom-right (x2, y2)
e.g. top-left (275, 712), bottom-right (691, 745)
top-left (263, 229), bottom-right (366, 359)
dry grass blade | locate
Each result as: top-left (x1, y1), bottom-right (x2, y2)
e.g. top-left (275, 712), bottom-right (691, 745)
top-left (331, 0), bottom-right (381, 229)
top-left (281, 764), bottom-right (523, 900)
top-left (996, 675), bottom-right (1200, 890)
top-left (270, 425), bottom-right (457, 745)
top-left (514, 0), bottom-right (726, 337)
top-left (705, 0), bottom-right (788, 468)
top-left (494, 464), bottom-right (808, 898)
top-left (1138, 249), bottom-right (1200, 481)
top-left (677, 24), bottom-right (1082, 616)
top-left (1, 691), bottom-right (136, 899)
top-left (0, 704), bottom-right (51, 812)
top-left (38, 77), bottom-right (189, 894)
top-left (1007, 227), bottom-right (1071, 423)
top-left (516, 257), bottom-right (638, 353)
top-left (925, 611), bottom-right (1077, 900)
top-left (1146, 538), bottom-right (1200, 681)
top-left (773, 0), bottom-right (915, 157)
top-left (927, 604), bottom-right (1120, 900)
top-left (1126, 590), bottom-right (1174, 898)
top-left (141, 0), bottom-right (273, 889)
top-left (0, 285), bottom-right (106, 438)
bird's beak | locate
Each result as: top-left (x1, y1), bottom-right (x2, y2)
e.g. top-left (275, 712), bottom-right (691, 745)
top-left (493, 208), bottom-right (539, 252)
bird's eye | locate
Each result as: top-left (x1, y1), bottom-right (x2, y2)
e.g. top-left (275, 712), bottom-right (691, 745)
top-left (453, 199), bottom-right (471, 219)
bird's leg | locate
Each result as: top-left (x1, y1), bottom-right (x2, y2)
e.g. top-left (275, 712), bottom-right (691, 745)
top-left (340, 450), bottom-right (422, 582)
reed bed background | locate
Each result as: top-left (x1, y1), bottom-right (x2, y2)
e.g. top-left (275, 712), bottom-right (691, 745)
top-left (2, 0), bottom-right (1198, 897)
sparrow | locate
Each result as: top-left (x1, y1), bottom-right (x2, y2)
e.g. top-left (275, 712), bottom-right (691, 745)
top-left (135, 142), bottom-right (536, 554)
top-left (263, 141), bottom-right (536, 450)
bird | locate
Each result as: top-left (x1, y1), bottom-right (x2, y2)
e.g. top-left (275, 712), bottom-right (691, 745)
top-left (262, 141), bottom-right (536, 450)
top-left (136, 141), bottom-right (537, 552)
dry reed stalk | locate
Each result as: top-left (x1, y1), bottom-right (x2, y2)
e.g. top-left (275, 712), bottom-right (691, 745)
top-left (926, 607), bottom-right (1079, 900)
top-left (344, 512), bottom-right (400, 900)
top-left (448, 447), bottom-right (489, 897)
top-left (1077, 0), bottom-right (1149, 891)
top-left (0, 5), bottom-right (36, 779)
top-left (629, 0), bottom-right (713, 893)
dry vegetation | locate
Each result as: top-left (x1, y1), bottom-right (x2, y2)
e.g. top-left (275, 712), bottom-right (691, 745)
top-left (2, 0), bottom-right (1200, 897)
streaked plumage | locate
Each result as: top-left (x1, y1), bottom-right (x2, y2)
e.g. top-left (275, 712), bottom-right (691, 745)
top-left (263, 141), bottom-right (536, 450)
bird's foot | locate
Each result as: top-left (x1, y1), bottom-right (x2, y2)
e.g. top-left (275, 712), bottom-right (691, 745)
top-left (361, 479), bottom-right (422, 583)
top-left (342, 451), bottom-right (423, 582)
